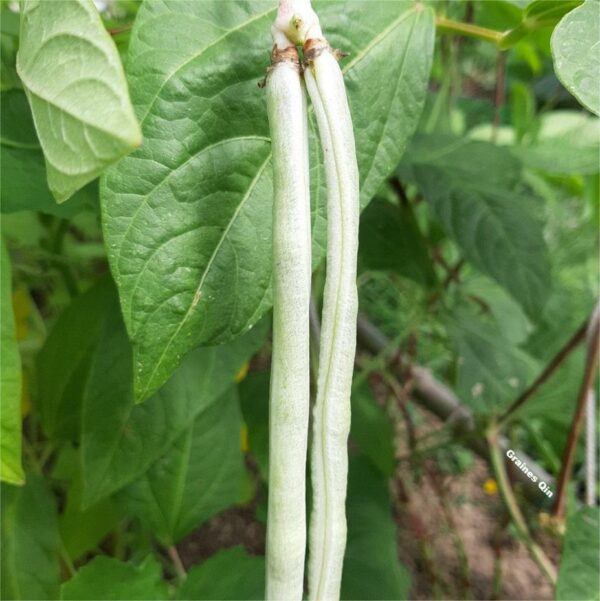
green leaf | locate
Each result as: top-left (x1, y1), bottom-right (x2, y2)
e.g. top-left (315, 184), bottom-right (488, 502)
top-left (60, 556), bottom-right (167, 601)
top-left (0, 241), bottom-right (23, 485)
top-left (118, 387), bottom-right (245, 545)
top-left (0, 89), bottom-right (38, 149)
top-left (405, 135), bottom-right (552, 318)
top-left (500, 0), bottom-right (582, 48)
top-left (177, 547), bottom-right (265, 601)
top-left (341, 457), bottom-right (411, 600)
top-left (81, 301), bottom-right (267, 506)
top-left (446, 308), bottom-right (540, 415)
top-left (16, 0), bottom-right (141, 202)
top-left (0, 90), bottom-right (97, 216)
top-left (36, 276), bottom-right (115, 442)
top-left (1, 145), bottom-right (97, 216)
top-left (1, 475), bottom-right (61, 600)
top-left (350, 384), bottom-right (396, 477)
top-left (59, 469), bottom-right (121, 562)
top-left (513, 111), bottom-right (600, 174)
top-left (101, 0), bottom-right (434, 401)
top-left (556, 507), bottom-right (600, 600)
top-left (359, 198), bottom-right (436, 287)
top-left (239, 371), bottom-right (270, 481)
top-left (551, 0), bottom-right (600, 116)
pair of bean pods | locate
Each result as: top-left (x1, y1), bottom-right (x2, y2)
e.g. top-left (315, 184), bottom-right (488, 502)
top-left (265, 2), bottom-right (359, 599)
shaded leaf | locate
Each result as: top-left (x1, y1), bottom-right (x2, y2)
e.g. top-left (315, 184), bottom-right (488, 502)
top-left (60, 556), bottom-right (166, 601)
top-left (350, 384), bottom-right (395, 477)
top-left (118, 388), bottom-right (245, 545)
top-left (446, 308), bottom-right (540, 416)
top-left (1, 145), bottom-right (96, 216)
top-left (551, 0), bottom-right (600, 116)
top-left (341, 457), bottom-right (411, 600)
top-left (101, 0), bottom-right (434, 401)
top-left (359, 198), bottom-right (436, 287)
top-left (59, 469), bottom-right (121, 562)
top-left (1, 475), bottom-right (60, 600)
top-left (239, 371), bottom-right (270, 481)
top-left (556, 507), bottom-right (600, 600)
top-left (177, 547), bottom-right (265, 601)
top-left (405, 135), bottom-right (552, 318)
top-left (36, 276), bottom-right (115, 442)
top-left (17, 0), bottom-right (141, 201)
top-left (81, 301), bottom-right (267, 506)
top-left (0, 240), bottom-right (23, 485)
top-left (0, 89), bottom-right (38, 149)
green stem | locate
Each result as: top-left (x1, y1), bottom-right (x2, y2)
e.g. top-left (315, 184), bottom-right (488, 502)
top-left (487, 421), bottom-right (557, 585)
top-left (435, 16), bottom-right (503, 45)
top-left (167, 545), bottom-right (186, 582)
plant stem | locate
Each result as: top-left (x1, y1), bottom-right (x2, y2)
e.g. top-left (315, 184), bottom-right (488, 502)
top-left (492, 51), bottom-right (507, 142)
top-left (499, 318), bottom-right (589, 425)
top-left (553, 303), bottom-right (600, 520)
top-left (167, 545), bottom-right (186, 582)
top-left (487, 421), bottom-right (557, 585)
top-left (265, 38), bottom-right (312, 600)
top-left (435, 16), bottom-right (503, 45)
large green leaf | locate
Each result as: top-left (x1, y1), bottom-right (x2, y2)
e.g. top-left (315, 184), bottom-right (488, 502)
top-left (16, 0), bottom-right (141, 202)
top-left (60, 556), bottom-right (167, 601)
top-left (36, 276), bottom-right (115, 442)
top-left (404, 135), bottom-right (552, 318)
top-left (0, 241), bottom-right (23, 485)
top-left (81, 301), bottom-right (267, 506)
top-left (358, 198), bottom-right (437, 288)
top-left (177, 547), bottom-right (265, 601)
top-left (118, 387), bottom-right (245, 545)
top-left (551, 0), bottom-right (600, 116)
top-left (1, 475), bottom-right (61, 600)
top-left (101, 0), bottom-right (435, 401)
top-left (341, 457), bottom-right (411, 600)
top-left (556, 507), bottom-right (600, 600)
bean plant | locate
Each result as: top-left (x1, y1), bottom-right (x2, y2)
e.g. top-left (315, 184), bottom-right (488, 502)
top-left (1, 1), bottom-right (598, 600)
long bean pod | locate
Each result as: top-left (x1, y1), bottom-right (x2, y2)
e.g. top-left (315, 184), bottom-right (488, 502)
top-left (265, 40), bottom-right (312, 601)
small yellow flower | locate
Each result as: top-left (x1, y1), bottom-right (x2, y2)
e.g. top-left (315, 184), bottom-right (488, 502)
top-left (234, 361), bottom-right (250, 383)
top-left (483, 478), bottom-right (498, 495)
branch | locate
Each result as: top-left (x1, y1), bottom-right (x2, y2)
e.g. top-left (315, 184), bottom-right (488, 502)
top-left (499, 318), bottom-right (589, 425)
top-left (553, 302), bottom-right (600, 520)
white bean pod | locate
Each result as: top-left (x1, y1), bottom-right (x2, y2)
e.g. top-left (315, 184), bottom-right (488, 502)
top-left (265, 44), bottom-right (312, 601)
top-left (304, 42), bottom-right (360, 601)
